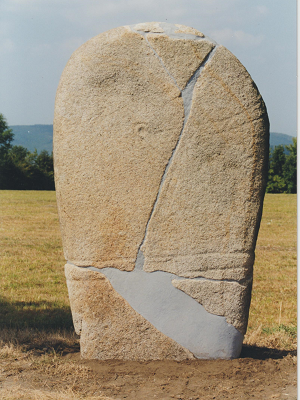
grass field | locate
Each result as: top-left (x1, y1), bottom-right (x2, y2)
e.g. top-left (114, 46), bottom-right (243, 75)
top-left (0, 191), bottom-right (70, 330)
top-left (244, 194), bottom-right (297, 350)
top-left (0, 191), bottom-right (297, 350)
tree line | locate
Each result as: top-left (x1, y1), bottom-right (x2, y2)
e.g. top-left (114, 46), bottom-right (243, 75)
top-left (0, 114), bottom-right (54, 190)
top-left (266, 138), bottom-right (297, 194)
top-left (0, 113), bottom-right (297, 193)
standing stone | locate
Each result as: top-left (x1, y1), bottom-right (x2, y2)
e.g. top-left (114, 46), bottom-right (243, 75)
top-left (54, 22), bottom-right (269, 360)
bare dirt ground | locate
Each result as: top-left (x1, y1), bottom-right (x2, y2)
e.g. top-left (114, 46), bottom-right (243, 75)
top-left (0, 341), bottom-right (297, 400)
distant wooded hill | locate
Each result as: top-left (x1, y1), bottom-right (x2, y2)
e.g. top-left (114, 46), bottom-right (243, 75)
top-left (10, 125), bottom-right (53, 153)
top-left (269, 132), bottom-right (295, 147)
top-left (10, 125), bottom-right (296, 153)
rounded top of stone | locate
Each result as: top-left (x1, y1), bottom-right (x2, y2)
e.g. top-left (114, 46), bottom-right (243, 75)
top-left (127, 22), bottom-right (214, 42)
top-left (54, 20), bottom-right (268, 279)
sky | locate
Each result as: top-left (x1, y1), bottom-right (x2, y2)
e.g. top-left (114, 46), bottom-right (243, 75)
top-left (0, 0), bottom-right (297, 136)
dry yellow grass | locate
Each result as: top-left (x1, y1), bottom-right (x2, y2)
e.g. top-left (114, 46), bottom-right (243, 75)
top-left (0, 191), bottom-right (297, 350)
top-left (0, 185), bottom-right (297, 400)
top-left (0, 190), bottom-right (70, 328)
top-left (244, 193), bottom-right (297, 349)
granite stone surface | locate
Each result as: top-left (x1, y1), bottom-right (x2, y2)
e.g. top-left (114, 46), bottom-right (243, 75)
top-left (54, 22), bottom-right (269, 360)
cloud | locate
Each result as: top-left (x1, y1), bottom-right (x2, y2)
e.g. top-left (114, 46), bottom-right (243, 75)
top-left (1, 0), bottom-right (240, 28)
top-left (0, 20), bottom-right (15, 55)
top-left (256, 5), bottom-right (269, 15)
top-left (0, 38), bottom-right (15, 55)
top-left (210, 28), bottom-right (264, 47)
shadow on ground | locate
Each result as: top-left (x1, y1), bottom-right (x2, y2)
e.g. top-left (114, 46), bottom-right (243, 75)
top-left (0, 296), bottom-right (296, 360)
top-left (240, 344), bottom-right (296, 360)
top-left (0, 296), bottom-right (73, 330)
top-left (0, 296), bottom-right (79, 354)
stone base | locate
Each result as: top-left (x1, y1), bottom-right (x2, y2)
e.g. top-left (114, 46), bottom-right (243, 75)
top-left (65, 263), bottom-right (195, 360)
top-left (65, 263), bottom-right (244, 360)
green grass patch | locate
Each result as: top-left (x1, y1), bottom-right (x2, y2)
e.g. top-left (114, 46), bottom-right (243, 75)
top-left (262, 324), bottom-right (297, 338)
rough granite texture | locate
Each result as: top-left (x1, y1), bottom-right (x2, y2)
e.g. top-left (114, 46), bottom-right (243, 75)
top-left (172, 279), bottom-right (252, 334)
top-left (142, 45), bottom-right (269, 281)
top-left (54, 26), bottom-right (184, 269)
top-left (133, 22), bottom-right (165, 33)
top-left (147, 34), bottom-right (214, 89)
top-left (174, 24), bottom-right (204, 37)
top-left (54, 22), bottom-right (269, 359)
top-left (65, 263), bottom-right (195, 360)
